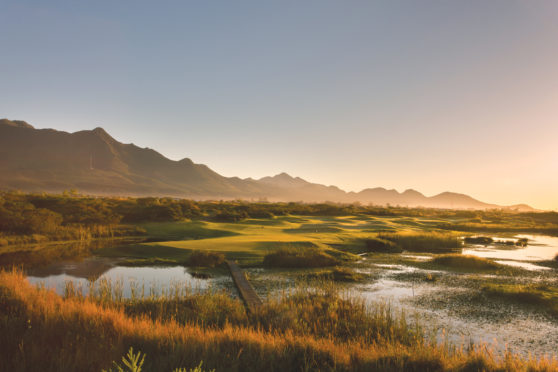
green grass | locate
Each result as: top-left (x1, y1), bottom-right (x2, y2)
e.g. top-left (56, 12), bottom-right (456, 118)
top-left (283, 224), bottom-right (344, 234)
top-left (139, 221), bottom-right (237, 241)
top-left (96, 217), bottom-right (381, 264)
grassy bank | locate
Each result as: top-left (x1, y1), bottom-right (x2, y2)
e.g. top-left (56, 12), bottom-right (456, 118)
top-left (306, 267), bottom-right (367, 282)
top-left (377, 232), bottom-right (462, 253)
top-left (431, 254), bottom-right (503, 271)
top-left (263, 246), bottom-right (340, 267)
top-left (1, 270), bottom-right (557, 371)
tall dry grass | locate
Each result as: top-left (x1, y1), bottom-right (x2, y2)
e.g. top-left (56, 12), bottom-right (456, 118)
top-left (1, 269), bottom-right (557, 371)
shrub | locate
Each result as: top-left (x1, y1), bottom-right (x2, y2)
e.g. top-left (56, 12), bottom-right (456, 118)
top-left (312, 267), bottom-right (366, 282)
top-left (263, 247), bottom-right (339, 268)
top-left (185, 251), bottom-right (225, 268)
top-left (464, 236), bottom-right (493, 245)
top-left (378, 232), bottom-right (462, 253)
top-left (364, 237), bottom-right (403, 253)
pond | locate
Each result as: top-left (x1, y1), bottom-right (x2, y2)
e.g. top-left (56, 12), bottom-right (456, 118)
top-left (26, 256), bottom-right (233, 298)
top-left (462, 234), bottom-right (558, 269)
top-left (10, 234), bottom-right (558, 359)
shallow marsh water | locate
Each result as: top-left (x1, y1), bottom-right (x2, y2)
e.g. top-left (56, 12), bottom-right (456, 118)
top-left (354, 261), bottom-right (558, 359)
top-left (463, 234), bottom-right (558, 262)
top-left (26, 257), bottom-right (233, 298)
top-left (14, 234), bottom-right (558, 358)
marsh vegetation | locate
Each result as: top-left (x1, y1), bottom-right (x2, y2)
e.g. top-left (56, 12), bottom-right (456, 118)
top-left (3, 269), bottom-right (558, 371)
top-left (2, 193), bottom-right (558, 370)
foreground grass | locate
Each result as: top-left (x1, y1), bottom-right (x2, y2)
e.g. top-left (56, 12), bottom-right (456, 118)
top-left (1, 270), bottom-right (558, 371)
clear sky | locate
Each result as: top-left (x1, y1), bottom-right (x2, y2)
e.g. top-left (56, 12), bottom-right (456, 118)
top-left (1, 1), bottom-right (557, 210)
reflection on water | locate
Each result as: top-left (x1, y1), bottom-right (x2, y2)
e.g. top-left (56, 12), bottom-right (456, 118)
top-left (463, 234), bottom-right (558, 262)
top-left (0, 238), bottom-right (142, 269)
top-left (10, 233), bottom-right (558, 359)
top-left (26, 257), bottom-right (231, 298)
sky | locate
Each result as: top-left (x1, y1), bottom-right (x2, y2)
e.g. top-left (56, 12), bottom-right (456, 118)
top-left (1, 1), bottom-right (557, 210)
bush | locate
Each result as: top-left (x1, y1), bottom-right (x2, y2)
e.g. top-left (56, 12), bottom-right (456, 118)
top-left (186, 251), bottom-right (225, 267)
top-left (263, 247), bottom-right (339, 268)
top-left (364, 237), bottom-right (403, 253)
top-left (464, 236), bottom-right (493, 245)
top-left (378, 232), bottom-right (462, 253)
top-left (308, 267), bottom-right (365, 282)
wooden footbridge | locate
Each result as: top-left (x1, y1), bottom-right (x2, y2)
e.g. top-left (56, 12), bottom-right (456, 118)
top-left (225, 260), bottom-right (262, 313)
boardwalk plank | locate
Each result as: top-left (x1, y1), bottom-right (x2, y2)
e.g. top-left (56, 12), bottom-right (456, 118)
top-left (226, 260), bottom-right (262, 313)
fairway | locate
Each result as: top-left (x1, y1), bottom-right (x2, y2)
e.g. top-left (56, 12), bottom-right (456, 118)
top-left (100, 215), bottom-right (456, 263)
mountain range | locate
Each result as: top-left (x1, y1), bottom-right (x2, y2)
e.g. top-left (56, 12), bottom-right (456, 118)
top-left (0, 119), bottom-right (535, 211)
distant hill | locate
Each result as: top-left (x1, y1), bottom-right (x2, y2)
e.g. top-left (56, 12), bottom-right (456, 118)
top-left (0, 119), bottom-right (536, 211)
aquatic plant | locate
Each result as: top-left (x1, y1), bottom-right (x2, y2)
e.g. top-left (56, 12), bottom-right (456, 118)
top-left (364, 237), bottom-right (403, 253)
top-left (431, 254), bottom-right (502, 271)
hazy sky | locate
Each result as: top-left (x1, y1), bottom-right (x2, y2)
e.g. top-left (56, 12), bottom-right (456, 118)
top-left (1, 1), bottom-right (557, 210)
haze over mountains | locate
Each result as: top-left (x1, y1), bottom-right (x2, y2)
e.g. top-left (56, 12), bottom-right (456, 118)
top-left (0, 119), bottom-right (534, 211)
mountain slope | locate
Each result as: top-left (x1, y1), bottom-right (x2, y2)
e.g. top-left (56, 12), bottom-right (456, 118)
top-left (0, 119), bottom-right (535, 210)
top-left (0, 119), bottom-right (270, 198)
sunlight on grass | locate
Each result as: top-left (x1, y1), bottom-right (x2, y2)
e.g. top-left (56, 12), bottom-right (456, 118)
top-left (2, 269), bottom-right (557, 371)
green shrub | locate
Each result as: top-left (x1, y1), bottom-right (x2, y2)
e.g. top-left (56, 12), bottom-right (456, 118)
top-left (186, 250), bottom-right (225, 267)
top-left (313, 267), bottom-right (366, 282)
top-left (464, 236), bottom-right (493, 245)
top-left (263, 247), bottom-right (339, 268)
top-left (378, 232), bottom-right (462, 253)
top-left (364, 237), bottom-right (403, 253)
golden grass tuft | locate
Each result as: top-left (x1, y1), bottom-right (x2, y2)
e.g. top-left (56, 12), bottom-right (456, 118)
top-left (431, 254), bottom-right (502, 271)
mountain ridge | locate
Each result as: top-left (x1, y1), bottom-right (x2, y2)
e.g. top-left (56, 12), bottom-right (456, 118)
top-left (0, 119), bottom-right (536, 211)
